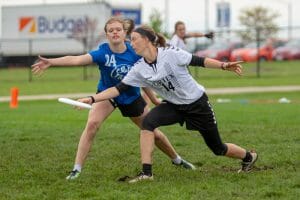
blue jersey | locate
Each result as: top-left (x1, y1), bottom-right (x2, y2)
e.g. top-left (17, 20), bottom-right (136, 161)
top-left (89, 42), bottom-right (141, 105)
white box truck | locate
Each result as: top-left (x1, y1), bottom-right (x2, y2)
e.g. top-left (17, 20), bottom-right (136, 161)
top-left (1, 2), bottom-right (111, 57)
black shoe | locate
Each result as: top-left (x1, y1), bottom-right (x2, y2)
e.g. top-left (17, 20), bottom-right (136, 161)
top-left (66, 170), bottom-right (81, 180)
top-left (128, 172), bottom-right (153, 183)
top-left (238, 150), bottom-right (258, 173)
top-left (172, 159), bottom-right (196, 170)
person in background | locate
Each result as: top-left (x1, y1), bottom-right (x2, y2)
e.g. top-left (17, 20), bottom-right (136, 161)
top-left (169, 21), bottom-right (214, 51)
top-left (31, 17), bottom-right (195, 181)
top-left (78, 25), bottom-right (258, 183)
top-left (124, 18), bottom-right (135, 41)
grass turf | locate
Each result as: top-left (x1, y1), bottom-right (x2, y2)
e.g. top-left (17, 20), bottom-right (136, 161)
top-left (0, 92), bottom-right (299, 199)
top-left (0, 60), bottom-right (299, 199)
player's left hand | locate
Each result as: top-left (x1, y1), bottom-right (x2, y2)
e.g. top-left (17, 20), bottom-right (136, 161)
top-left (204, 32), bottom-right (214, 39)
top-left (222, 61), bottom-right (243, 76)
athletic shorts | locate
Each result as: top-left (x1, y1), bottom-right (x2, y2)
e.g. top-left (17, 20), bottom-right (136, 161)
top-left (109, 95), bottom-right (146, 117)
top-left (143, 93), bottom-right (217, 131)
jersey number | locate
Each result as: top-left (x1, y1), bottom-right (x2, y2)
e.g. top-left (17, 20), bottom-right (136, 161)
top-left (105, 54), bottom-right (116, 67)
top-left (162, 81), bottom-right (175, 91)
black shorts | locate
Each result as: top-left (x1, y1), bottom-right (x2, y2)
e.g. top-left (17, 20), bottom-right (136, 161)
top-left (143, 93), bottom-right (217, 131)
top-left (142, 93), bottom-right (227, 155)
top-left (109, 95), bottom-right (146, 117)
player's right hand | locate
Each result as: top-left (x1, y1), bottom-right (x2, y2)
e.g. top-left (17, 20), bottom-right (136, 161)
top-left (31, 55), bottom-right (51, 75)
top-left (78, 97), bottom-right (93, 105)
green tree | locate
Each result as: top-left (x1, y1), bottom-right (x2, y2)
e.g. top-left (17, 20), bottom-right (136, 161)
top-left (149, 8), bottom-right (169, 37)
top-left (238, 6), bottom-right (279, 42)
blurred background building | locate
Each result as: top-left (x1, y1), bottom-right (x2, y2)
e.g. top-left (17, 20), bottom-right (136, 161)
top-left (0, 0), bottom-right (299, 66)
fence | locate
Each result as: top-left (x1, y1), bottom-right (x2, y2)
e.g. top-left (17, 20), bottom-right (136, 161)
top-left (0, 36), bottom-right (106, 81)
top-left (1, 26), bottom-right (300, 80)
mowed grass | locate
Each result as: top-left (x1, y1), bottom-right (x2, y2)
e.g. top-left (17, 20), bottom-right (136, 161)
top-left (1, 60), bottom-right (300, 96)
top-left (0, 61), bottom-right (299, 199)
top-left (0, 92), bottom-right (299, 199)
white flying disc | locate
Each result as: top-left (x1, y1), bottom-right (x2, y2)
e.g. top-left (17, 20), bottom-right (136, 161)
top-left (58, 97), bottom-right (92, 109)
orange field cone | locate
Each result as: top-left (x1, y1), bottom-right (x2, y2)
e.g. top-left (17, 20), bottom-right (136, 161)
top-left (10, 87), bottom-right (19, 108)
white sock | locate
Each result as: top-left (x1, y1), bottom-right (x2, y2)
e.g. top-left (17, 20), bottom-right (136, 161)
top-left (73, 164), bottom-right (82, 172)
top-left (172, 155), bottom-right (182, 165)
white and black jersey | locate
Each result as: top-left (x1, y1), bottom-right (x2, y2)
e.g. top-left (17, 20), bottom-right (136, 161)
top-left (122, 47), bottom-right (205, 104)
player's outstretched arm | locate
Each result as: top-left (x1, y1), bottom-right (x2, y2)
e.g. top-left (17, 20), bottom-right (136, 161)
top-left (185, 31), bottom-right (214, 39)
top-left (185, 32), bottom-right (204, 39)
top-left (31, 54), bottom-right (92, 75)
top-left (78, 87), bottom-right (120, 105)
top-left (204, 58), bottom-right (243, 76)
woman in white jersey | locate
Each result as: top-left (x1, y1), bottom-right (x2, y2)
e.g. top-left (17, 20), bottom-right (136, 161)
top-left (169, 21), bottom-right (214, 50)
top-left (78, 25), bottom-right (258, 183)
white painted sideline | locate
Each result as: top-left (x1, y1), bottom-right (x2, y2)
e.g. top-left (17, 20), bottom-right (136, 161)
top-left (1, 85), bottom-right (300, 102)
top-left (0, 93), bottom-right (91, 102)
top-left (206, 85), bottom-right (300, 94)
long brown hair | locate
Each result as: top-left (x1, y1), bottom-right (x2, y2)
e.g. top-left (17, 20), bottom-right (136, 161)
top-left (133, 25), bottom-right (166, 47)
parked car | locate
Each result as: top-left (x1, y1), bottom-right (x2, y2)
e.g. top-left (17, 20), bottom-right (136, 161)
top-left (195, 41), bottom-right (244, 61)
top-left (230, 39), bottom-right (286, 62)
top-left (272, 39), bottom-right (300, 60)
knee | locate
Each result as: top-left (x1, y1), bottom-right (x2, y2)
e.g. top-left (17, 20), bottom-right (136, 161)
top-left (210, 143), bottom-right (228, 156)
top-left (85, 120), bottom-right (101, 135)
top-left (153, 129), bottom-right (164, 142)
top-left (142, 116), bottom-right (158, 132)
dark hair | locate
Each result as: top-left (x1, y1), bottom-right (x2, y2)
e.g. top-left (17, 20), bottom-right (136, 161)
top-left (104, 17), bottom-right (125, 33)
top-left (133, 25), bottom-right (166, 47)
top-left (124, 18), bottom-right (135, 37)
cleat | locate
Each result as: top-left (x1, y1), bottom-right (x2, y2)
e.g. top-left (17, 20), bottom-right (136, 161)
top-left (128, 172), bottom-right (153, 183)
top-left (238, 150), bottom-right (258, 173)
top-left (173, 159), bottom-right (196, 170)
top-left (66, 170), bottom-right (81, 180)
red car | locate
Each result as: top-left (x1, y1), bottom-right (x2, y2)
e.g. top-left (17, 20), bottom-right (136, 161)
top-left (195, 41), bottom-right (244, 61)
top-left (231, 40), bottom-right (286, 62)
top-left (273, 39), bottom-right (300, 60)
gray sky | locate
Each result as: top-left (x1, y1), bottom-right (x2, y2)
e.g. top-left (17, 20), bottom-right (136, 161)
top-left (0, 0), bottom-right (299, 35)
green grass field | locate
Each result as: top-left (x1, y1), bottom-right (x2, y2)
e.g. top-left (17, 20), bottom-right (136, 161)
top-left (0, 61), bottom-right (300, 199)
top-left (0, 93), bottom-right (299, 199)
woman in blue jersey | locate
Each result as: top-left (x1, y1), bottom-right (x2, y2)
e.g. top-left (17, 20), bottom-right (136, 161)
top-left (32, 17), bottom-right (194, 180)
top-left (78, 25), bottom-right (258, 183)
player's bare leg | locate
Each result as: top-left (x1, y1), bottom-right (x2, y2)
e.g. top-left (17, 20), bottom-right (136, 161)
top-left (225, 143), bottom-right (258, 173)
top-left (130, 108), bottom-right (195, 170)
top-left (66, 100), bottom-right (114, 180)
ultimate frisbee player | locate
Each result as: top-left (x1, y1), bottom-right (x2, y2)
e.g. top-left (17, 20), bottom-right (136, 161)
top-left (79, 25), bottom-right (258, 183)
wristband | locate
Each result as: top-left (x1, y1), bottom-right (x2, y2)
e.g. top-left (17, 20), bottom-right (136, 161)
top-left (89, 96), bottom-right (95, 103)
